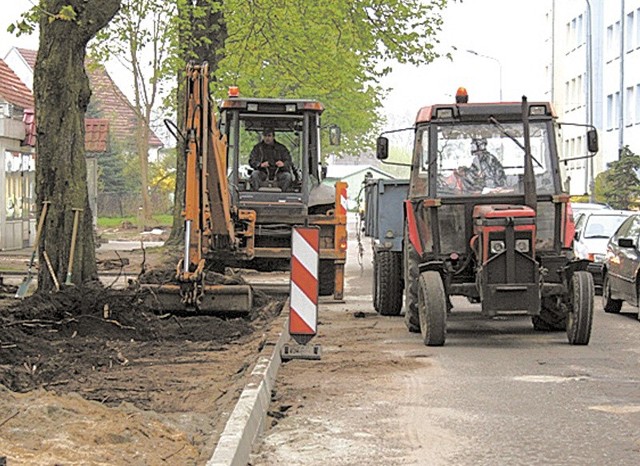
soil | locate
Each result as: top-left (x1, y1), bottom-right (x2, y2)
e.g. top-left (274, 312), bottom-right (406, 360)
top-left (0, 239), bottom-right (286, 465)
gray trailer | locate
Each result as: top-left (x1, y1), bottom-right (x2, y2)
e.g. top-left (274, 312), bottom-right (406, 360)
top-left (363, 178), bottom-right (410, 316)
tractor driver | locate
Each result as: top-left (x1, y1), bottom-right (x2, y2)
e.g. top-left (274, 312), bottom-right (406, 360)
top-left (249, 128), bottom-right (294, 191)
top-left (460, 137), bottom-right (506, 192)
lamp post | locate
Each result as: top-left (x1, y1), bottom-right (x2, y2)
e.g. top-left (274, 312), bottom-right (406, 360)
top-left (585, 0), bottom-right (595, 201)
top-left (466, 49), bottom-right (503, 101)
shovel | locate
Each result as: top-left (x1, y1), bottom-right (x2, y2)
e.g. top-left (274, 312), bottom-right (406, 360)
top-left (65, 208), bottom-right (82, 286)
top-left (15, 201), bottom-right (50, 298)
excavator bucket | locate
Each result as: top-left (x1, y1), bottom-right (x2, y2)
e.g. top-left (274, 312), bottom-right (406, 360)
top-left (140, 283), bottom-right (253, 314)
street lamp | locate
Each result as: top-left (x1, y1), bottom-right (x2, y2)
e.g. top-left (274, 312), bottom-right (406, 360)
top-left (584, 0), bottom-right (595, 200)
top-left (466, 49), bottom-right (503, 101)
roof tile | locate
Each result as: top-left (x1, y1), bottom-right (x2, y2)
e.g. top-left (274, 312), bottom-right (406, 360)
top-left (85, 118), bottom-right (109, 153)
top-left (0, 59), bottom-right (33, 110)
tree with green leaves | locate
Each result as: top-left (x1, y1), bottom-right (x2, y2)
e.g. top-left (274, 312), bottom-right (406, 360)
top-left (26, 1), bottom-right (121, 292)
top-left (167, 0), bottom-right (449, 243)
top-left (594, 146), bottom-right (640, 210)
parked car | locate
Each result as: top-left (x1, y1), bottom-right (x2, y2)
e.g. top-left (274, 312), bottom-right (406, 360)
top-left (602, 213), bottom-right (640, 315)
top-left (574, 210), bottom-right (636, 291)
top-left (571, 202), bottom-right (610, 216)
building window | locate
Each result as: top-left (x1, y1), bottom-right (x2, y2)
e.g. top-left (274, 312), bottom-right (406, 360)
top-left (615, 91), bottom-right (621, 129)
top-left (578, 74), bottom-right (584, 109)
top-left (635, 84), bottom-right (640, 123)
top-left (4, 151), bottom-right (35, 221)
top-left (627, 11), bottom-right (635, 53)
top-left (636, 8), bottom-right (640, 48)
top-left (577, 14), bottom-right (584, 47)
top-left (626, 86), bottom-right (634, 126)
top-left (607, 94), bottom-right (614, 129)
top-left (607, 25), bottom-right (614, 59)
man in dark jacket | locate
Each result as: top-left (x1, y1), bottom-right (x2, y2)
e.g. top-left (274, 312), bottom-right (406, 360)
top-left (249, 128), bottom-right (294, 191)
top-left (463, 137), bottom-right (506, 191)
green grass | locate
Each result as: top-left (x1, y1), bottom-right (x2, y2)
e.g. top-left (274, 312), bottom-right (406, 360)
top-left (97, 214), bottom-right (173, 229)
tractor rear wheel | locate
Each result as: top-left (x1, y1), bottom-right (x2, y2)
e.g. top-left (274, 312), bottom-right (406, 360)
top-left (374, 250), bottom-right (404, 316)
top-left (417, 271), bottom-right (446, 346)
top-left (602, 274), bottom-right (622, 313)
top-left (532, 297), bottom-right (566, 331)
top-left (567, 271), bottom-right (594, 345)
top-left (403, 227), bottom-right (421, 333)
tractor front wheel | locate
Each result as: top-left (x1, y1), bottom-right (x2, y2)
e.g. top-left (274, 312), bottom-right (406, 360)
top-left (567, 271), bottom-right (594, 345)
top-left (418, 271), bottom-right (447, 346)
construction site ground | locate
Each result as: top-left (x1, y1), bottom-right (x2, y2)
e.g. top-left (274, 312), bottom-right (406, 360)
top-left (0, 225), bottom-right (287, 465)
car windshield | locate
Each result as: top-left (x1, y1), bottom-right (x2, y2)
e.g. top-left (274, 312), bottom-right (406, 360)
top-left (429, 121), bottom-right (555, 196)
top-left (583, 214), bottom-right (632, 238)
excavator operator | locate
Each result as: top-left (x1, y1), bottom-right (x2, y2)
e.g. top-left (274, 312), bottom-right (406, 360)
top-left (249, 128), bottom-right (294, 191)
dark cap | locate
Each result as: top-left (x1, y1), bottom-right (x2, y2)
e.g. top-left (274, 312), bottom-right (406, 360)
top-left (263, 128), bottom-right (274, 136)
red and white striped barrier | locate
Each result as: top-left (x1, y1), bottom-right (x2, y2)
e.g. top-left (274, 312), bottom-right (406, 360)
top-left (337, 182), bottom-right (348, 217)
top-left (289, 227), bottom-right (319, 340)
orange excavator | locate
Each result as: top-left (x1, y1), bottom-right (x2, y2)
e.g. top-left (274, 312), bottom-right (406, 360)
top-left (144, 62), bottom-right (348, 313)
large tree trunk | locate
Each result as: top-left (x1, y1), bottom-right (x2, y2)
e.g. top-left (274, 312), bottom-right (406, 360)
top-left (34, 0), bottom-right (121, 291)
top-left (168, 0), bottom-right (226, 245)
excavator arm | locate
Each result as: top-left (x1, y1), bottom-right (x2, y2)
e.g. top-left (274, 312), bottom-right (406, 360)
top-left (179, 62), bottom-right (240, 279)
top-left (143, 62), bottom-right (255, 313)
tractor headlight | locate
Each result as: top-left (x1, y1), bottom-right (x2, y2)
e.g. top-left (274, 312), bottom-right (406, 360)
top-left (490, 240), bottom-right (505, 254)
top-left (515, 239), bottom-right (530, 253)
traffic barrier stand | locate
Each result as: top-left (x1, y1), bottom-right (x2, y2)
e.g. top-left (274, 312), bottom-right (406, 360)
top-left (282, 226), bottom-right (321, 361)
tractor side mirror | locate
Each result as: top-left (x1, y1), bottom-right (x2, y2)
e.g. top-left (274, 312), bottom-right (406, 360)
top-left (376, 136), bottom-right (389, 160)
top-left (587, 129), bottom-right (599, 153)
top-left (618, 237), bottom-right (635, 248)
top-left (329, 125), bottom-right (341, 146)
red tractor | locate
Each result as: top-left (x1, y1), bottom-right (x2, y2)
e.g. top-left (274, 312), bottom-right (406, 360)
top-left (376, 93), bottom-right (597, 346)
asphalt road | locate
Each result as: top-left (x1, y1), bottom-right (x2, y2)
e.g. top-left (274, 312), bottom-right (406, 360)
top-left (251, 216), bottom-right (640, 466)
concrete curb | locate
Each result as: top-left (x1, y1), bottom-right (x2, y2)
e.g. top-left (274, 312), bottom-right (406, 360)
top-left (207, 312), bottom-right (290, 466)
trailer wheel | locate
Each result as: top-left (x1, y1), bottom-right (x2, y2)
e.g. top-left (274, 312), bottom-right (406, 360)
top-left (567, 271), bottom-right (594, 345)
top-left (416, 271), bottom-right (446, 346)
top-left (374, 251), bottom-right (403, 316)
top-left (602, 274), bottom-right (622, 313)
top-left (319, 260), bottom-right (335, 296)
top-left (532, 297), bottom-right (566, 331)
top-left (403, 227), bottom-right (421, 333)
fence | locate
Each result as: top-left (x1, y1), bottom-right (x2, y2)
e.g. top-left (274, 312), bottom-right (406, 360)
top-left (98, 192), bottom-right (173, 217)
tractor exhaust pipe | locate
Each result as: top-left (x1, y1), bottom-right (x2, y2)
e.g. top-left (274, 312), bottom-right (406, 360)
top-left (521, 96), bottom-right (537, 212)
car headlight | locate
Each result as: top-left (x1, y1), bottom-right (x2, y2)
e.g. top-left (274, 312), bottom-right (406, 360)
top-left (490, 240), bottom-right (505, 254)
top-left (592, 253), bottom-right (606, 263)
top-left (515, 239), bottom-right (530, 253)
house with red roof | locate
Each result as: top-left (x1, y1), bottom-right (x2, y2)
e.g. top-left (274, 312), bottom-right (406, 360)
top-left (0, 57), bottom-right (36, 250)
top-left (0, 47), bottom-right (164, 250)
top-left (0, 52), bottom-right (113, 250)
top-left (5, 47), bottom-right (163, 158)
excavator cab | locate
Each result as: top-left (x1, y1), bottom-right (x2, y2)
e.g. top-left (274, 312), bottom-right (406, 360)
top-left (220, 97), bottom-right (348, 299)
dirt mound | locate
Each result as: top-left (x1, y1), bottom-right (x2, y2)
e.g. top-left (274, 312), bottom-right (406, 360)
top-left (0, 278), bottom-right (283, 394)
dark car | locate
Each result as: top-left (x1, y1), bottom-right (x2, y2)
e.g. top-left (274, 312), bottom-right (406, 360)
top-left (602, 213), bottom-right (640, 315)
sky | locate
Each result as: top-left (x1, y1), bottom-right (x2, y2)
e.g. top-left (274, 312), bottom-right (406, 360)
top-left (380, 0), bottom-right (553, 127)
top-left (0, 0), bottom-right (552, 128)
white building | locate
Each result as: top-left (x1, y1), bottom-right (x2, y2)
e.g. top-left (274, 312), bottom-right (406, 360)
top-left (548, 0), bottom-right (640, 196)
